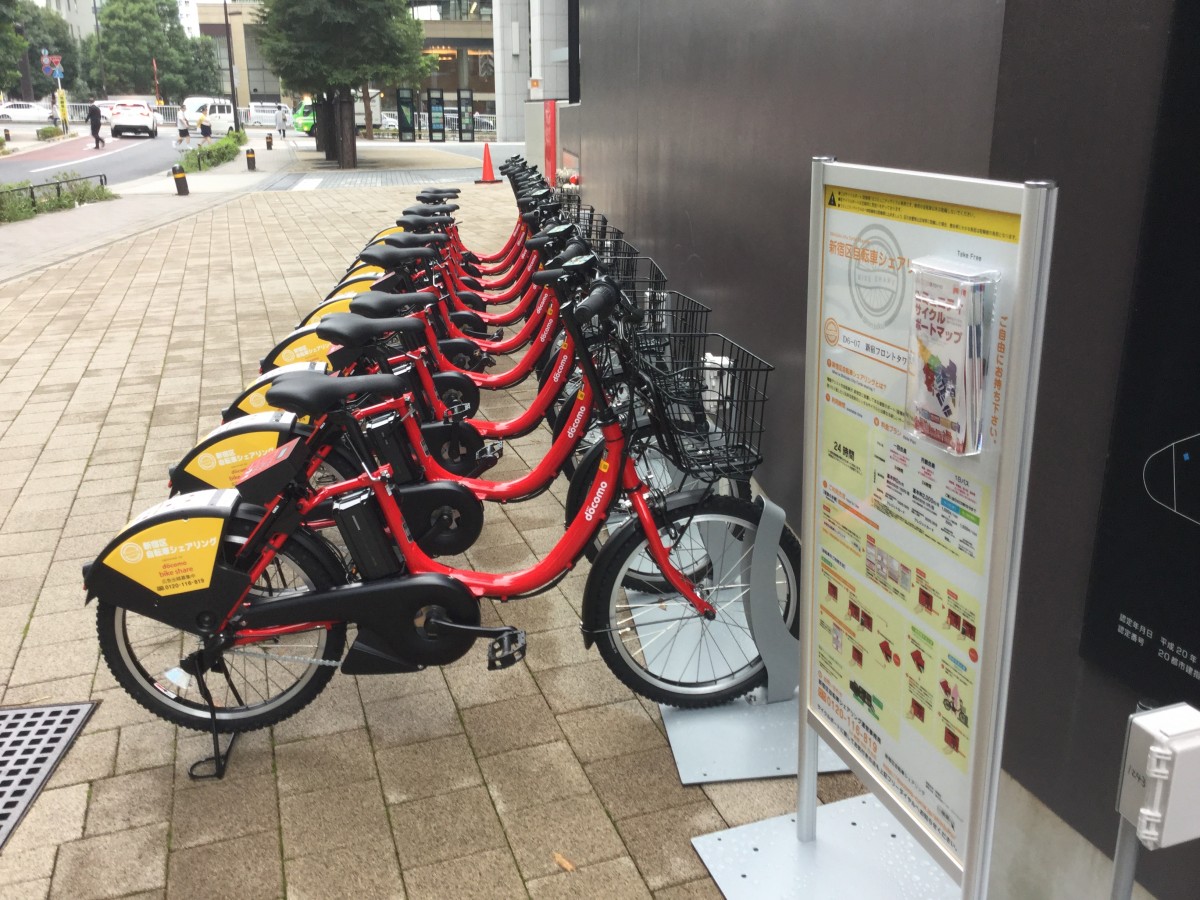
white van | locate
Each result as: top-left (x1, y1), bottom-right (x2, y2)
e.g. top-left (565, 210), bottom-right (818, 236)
top-left (181, 97), bottom-right (237, 135)
top-left (248, 102), bottom-right (289, 127)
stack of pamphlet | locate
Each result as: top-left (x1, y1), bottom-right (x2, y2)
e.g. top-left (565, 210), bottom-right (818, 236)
top-left (907, 258), bottom-right (997, 456)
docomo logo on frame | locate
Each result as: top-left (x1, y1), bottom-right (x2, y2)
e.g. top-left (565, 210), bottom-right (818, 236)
top-left (583, 480), bottom-right (609, 522)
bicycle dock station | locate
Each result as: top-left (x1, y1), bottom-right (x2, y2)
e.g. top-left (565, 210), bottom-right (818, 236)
top-left (658, 496), bottom-right (848, 785)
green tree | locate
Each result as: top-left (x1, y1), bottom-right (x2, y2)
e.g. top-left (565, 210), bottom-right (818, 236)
top-left (0, 0), bottom-right (24, 96)
top-left (2, 2), bottom-right (80, 98)
top-left (256, 0), bottom-right (431, 166)
top-left (87, 0), bottom-right (218, 101)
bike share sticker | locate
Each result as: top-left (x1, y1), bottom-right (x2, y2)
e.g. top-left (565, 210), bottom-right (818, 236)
top-left (810, 185), bottom-right (1021, 860)
top-left (183, 431), bottom-right (286, 489)
top-left (274, 333), bottom-right (333, 367)
top-left (104, 518), bottom-right (224, 597)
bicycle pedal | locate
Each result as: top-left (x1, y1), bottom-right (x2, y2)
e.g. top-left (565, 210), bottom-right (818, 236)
top-left (482, 354), bottom-right (496, 368)
top-left (487, 329), bottom-right (504, 342)
top-left (476, 440), bottom-right (504, 461)
top-left (487, 629), bottom-right (527, 670)
top-left (443, 401), bottom-right (473, 420)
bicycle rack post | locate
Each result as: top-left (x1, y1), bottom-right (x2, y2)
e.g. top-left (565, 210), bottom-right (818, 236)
top-left (744, 496), bottom-right (799, 704)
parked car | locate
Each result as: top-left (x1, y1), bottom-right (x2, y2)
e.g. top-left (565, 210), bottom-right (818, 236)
top-left (0, 101), bottom-right (55, 123)
top-left (110, 102), bottom-right (163, 138)
top-left (181, 97), bottom-right (237, 135)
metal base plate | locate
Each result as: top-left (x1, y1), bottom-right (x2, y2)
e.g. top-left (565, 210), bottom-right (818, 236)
top-left (660, 691), bottom-right (846, 783)
top-left (0, 702), bottom-right (96, 849)
top-left (693, 796), bottom-right (959, 899)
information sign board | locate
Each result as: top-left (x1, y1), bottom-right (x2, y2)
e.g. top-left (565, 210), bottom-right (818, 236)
top-left (799, 160), bottom-right (1057, 894)
top-left (425, 88), bottom-right (445, 143)
top-left (457, 88), bottom-right (473, 142)
top-left (396, 88), bottom-right (415, 141)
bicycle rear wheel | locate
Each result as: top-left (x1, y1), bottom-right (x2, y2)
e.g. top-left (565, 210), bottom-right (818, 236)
top-left (588, 495), bottom-right (801, 707)
top-left (96, 525), bottom-right (347, 733)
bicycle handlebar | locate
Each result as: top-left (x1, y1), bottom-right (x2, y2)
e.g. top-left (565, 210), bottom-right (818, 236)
top-left (575, 280), bottom-right (622, 323)
top-left (531, 267), bottom-right (565, 286)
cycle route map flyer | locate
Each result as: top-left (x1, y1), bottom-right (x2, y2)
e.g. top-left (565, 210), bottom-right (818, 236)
top-left (810, 185), bottom-right (1021, 863)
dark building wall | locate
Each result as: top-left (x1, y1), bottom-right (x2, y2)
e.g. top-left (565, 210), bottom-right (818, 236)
top-left (989, 2), bottom-right (1195, 897)
top-left (579, 0), bottom-right (1005, 510)
top-left (578, 0), bottom-right (1195, 897)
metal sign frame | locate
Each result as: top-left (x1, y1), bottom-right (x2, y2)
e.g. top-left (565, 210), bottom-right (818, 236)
top-left (797, 159), bottom-right (1057, 896)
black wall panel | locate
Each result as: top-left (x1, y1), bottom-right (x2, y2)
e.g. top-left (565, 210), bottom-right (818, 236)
top-left (582, 0), bottom-right (1005, 511)
top-left (989, 3), bottom-right (1195, 897)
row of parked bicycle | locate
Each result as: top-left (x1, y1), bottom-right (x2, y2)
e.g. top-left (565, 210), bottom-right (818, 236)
top-left (83, 156), bottom-right (801, 775)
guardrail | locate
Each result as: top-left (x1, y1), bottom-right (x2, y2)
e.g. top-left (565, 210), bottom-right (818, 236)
top-left (0, 172), bottom-right (108, 205)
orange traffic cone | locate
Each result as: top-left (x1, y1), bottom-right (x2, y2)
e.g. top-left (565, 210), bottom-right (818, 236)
top-left (475, 143), bottom-right (502, 184)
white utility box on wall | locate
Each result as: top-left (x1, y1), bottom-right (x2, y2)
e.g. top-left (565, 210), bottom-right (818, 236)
top-left (1117, 702), bottom-right (1200, 849)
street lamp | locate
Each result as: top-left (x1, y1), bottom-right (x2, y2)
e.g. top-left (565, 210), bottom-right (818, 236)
top-left (222, 0), bottom-right (242, 130)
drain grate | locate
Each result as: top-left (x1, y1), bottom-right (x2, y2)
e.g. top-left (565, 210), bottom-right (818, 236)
top-left (0, 702), bottom-right (96, 850)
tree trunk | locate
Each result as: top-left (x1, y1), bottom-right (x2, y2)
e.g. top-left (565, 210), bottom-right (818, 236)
top-left (319, 94), bottom-right (337, 161)
top-left (362, 82), bottom-right (374, 140)
top-left (336, 86), bottom-right (357, 170)
top-left (314, 93), bottom-right (326, 153)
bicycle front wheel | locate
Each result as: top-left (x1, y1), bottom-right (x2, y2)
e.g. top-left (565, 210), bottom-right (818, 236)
top-left (589, 495), bottom-right (801, 707)
top-left (96, 526), bottom-right (347, 733)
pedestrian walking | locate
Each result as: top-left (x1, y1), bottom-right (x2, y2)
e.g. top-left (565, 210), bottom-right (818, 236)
top-left (175, 107), bottom-right (192, 149)
top-left (275, 105), bottom-right (287, 139)
top-left (84, 99), bottom-right (105, 149)
top-left (197, 106), bottom-right (213, 145)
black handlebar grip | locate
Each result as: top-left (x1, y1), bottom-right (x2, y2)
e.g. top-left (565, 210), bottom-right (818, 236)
top-left (525, 234), bottom-right (555, 251)
top-left (575, 281), bottom-right (622, 322)
top-left (532, 268), bottom-right (566, 286)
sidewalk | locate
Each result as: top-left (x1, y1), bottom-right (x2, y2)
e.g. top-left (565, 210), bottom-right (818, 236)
top-left (0, 132), bottom-right (296, 284)
top-left (0, 169), bottom-right (864, 899)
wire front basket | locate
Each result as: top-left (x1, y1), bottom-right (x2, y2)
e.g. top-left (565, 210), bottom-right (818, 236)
top-left (635, 333), bottom-right (772, 480)
top-left (606, 255), bottom-right (668, 301)
top-left (595, 238), bottom-right (641, 268)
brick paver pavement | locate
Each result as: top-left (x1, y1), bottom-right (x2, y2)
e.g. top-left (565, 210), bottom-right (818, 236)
top-left (0, 178), bottom-right (862, 898)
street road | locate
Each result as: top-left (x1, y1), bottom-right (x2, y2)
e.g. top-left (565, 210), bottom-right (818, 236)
top-left (0, 126), bottom-right (187, 186)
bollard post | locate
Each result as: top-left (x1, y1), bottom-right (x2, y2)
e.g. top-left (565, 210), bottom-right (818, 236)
top-left (246, 148), bottom-right (256, 171)
top-left (265, 133), bottom-right (273, 150)
top-left (172, 164), bottom-right (189, 196)
top-left (3, 128), bottom-right (9, 142)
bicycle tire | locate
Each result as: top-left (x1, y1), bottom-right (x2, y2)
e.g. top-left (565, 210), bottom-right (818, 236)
top-left (96, 522), bottom-right (347, 734)
top-left (587, 495), bottom-right (802, 707)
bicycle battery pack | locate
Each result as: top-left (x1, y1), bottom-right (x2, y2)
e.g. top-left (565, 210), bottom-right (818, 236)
top-left (363, 413), bottom-right (419, 484)
top-left (332, 489), bottom-right (404, 580)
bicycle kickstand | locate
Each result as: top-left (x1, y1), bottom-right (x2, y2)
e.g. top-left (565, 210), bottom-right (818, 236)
top-left (185, 658), bottom-right (240, 781)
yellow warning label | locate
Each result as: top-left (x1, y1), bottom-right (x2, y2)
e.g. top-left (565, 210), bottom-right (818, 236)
top-left (183, 431), bottom-right (282, 488)
top-left (825, 187), bottom-right (1020, 244)
top-left (104, 517), bottom-right (224, 597)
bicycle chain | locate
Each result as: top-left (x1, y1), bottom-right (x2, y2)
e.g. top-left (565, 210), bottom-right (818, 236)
top-left (226, 648), bottom-right (340, 667)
